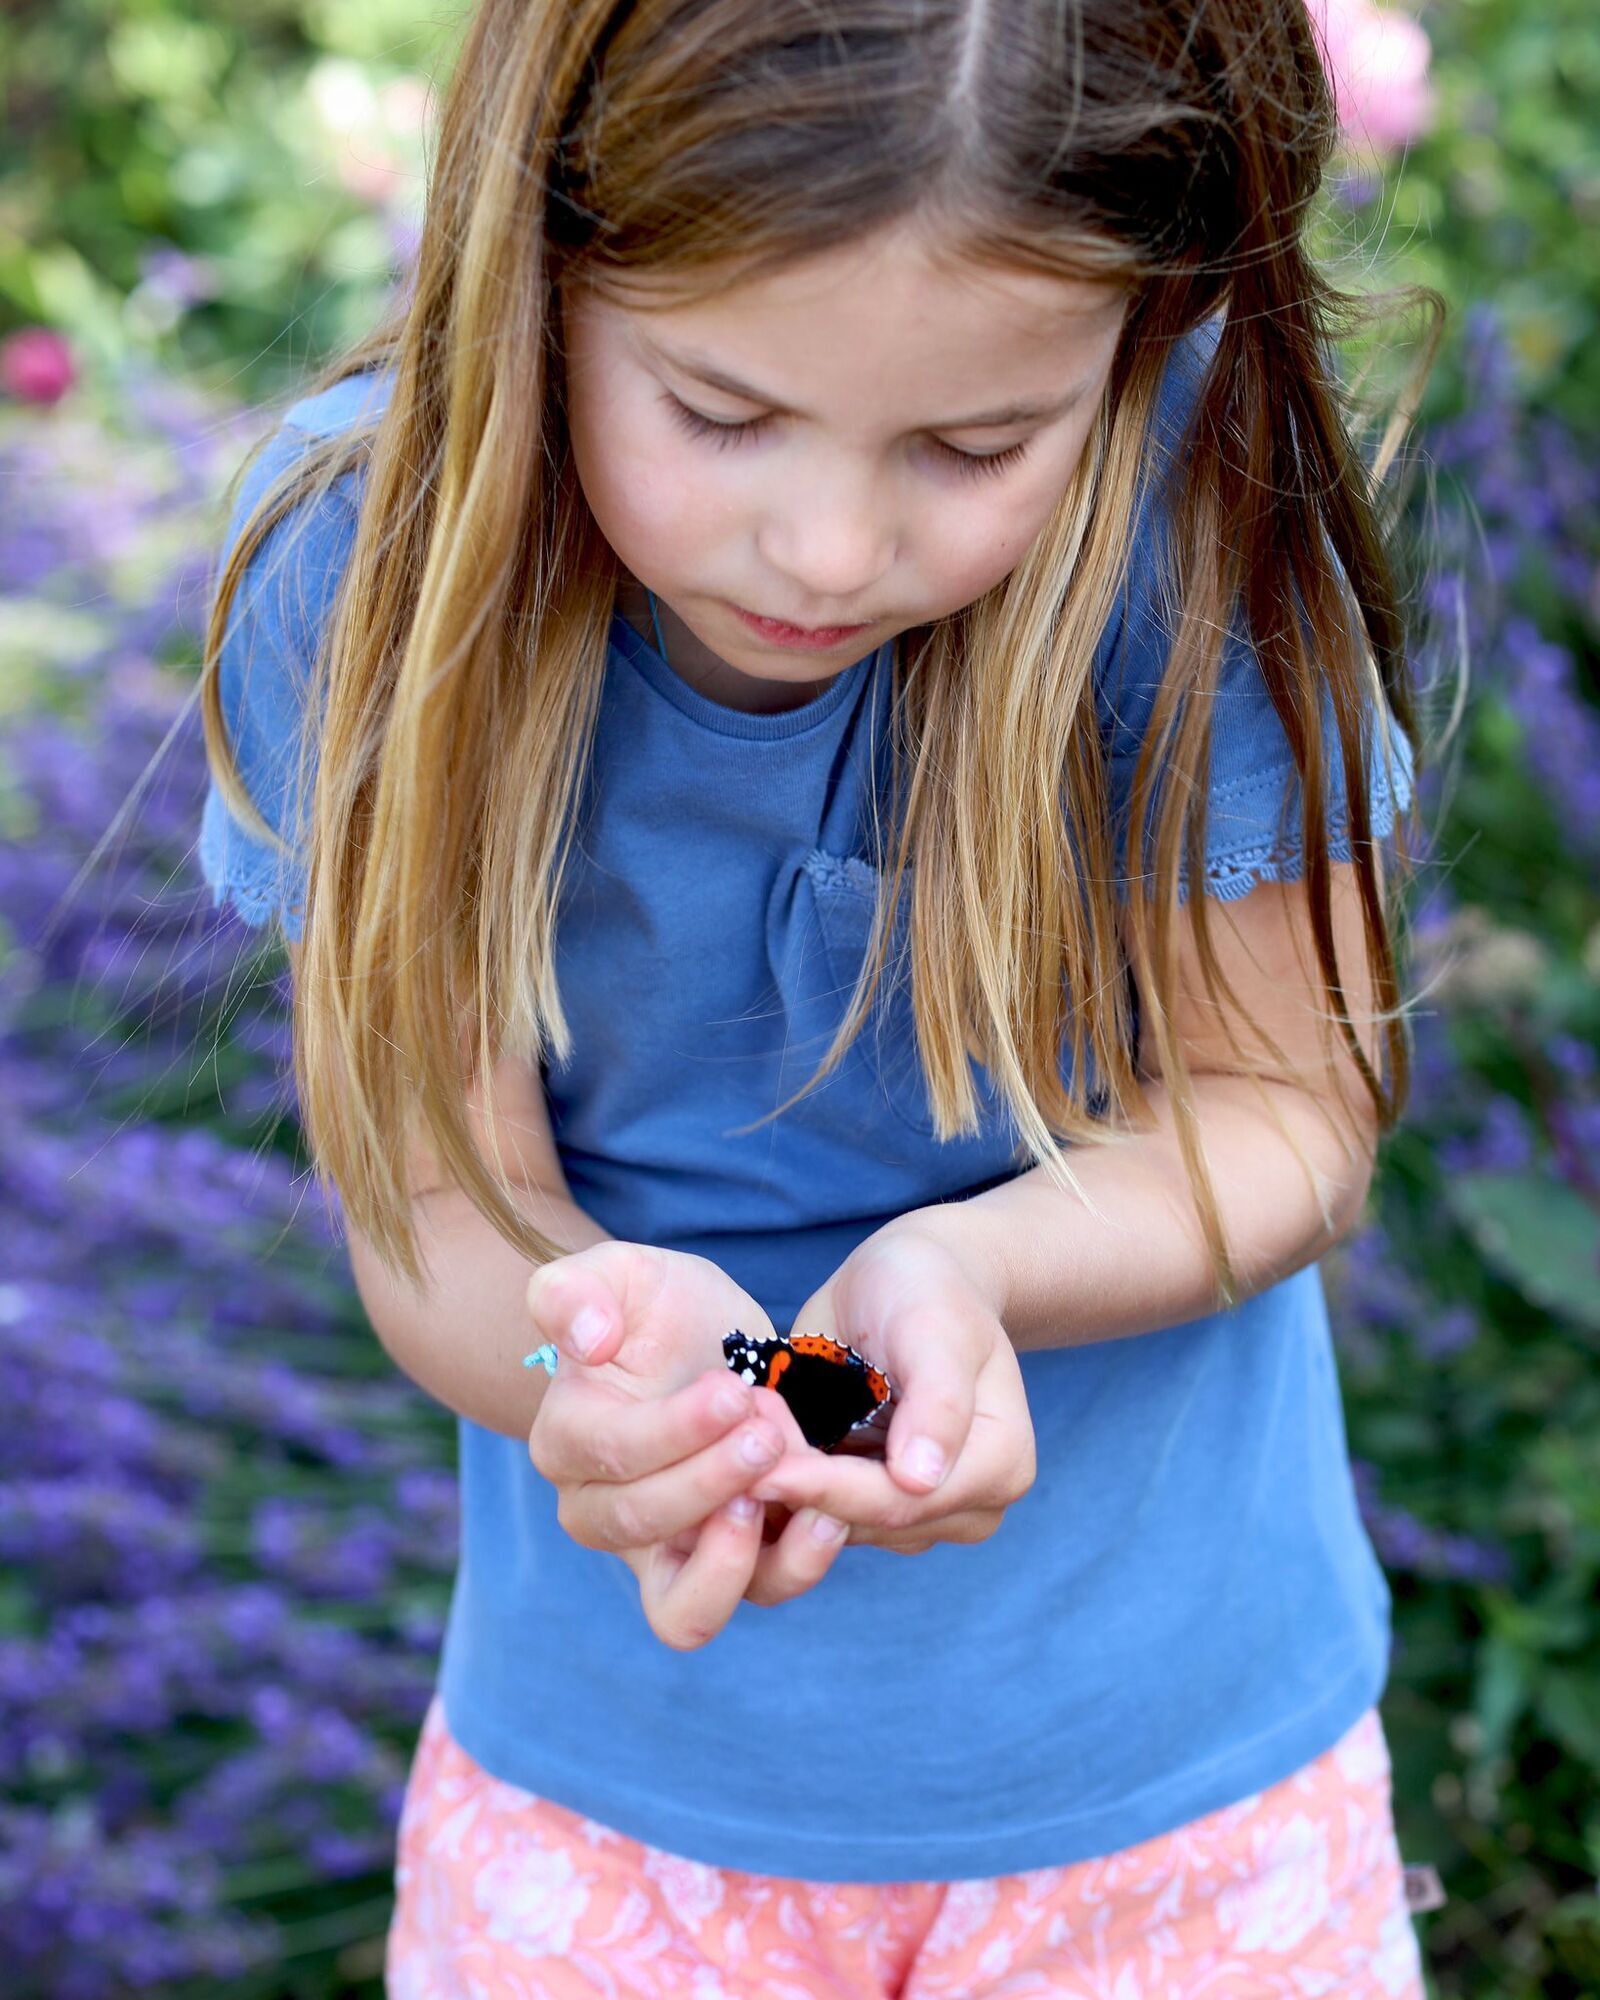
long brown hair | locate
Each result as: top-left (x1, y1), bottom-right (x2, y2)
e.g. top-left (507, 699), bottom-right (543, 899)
top-left (202, 0), bottom-right (1439, 1299)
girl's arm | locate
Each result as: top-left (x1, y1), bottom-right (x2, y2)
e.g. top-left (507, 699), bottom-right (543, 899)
top-left (891, 866), bottom-right (1386, 1352)
top-left (283, 941), bottom-right (614, 1441)
top-left (353, 1178), bottom-right (613, 1441)
top-left (681, 866), bottom-right (1393, 1557)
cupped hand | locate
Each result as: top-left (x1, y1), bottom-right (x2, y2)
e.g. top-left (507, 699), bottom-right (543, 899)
top-left (525, 1242), bottom-right (849, 1649)
top-left (734, 1221), bottom-right (1037, 1581)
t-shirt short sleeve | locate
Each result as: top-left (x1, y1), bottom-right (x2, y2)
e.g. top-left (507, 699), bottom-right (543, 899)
top-left (1095, 324), bottom-right (1416, 906)
top-left (197, 402), bottom-right (369, 944)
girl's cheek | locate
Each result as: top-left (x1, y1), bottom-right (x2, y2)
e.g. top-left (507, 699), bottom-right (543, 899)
top-left (922, 448), bottom-right (1094, 609)
top-left (917, 509), bottom-right (1046, 615)
top-left (576, 433), bottom-right (715, 575)
top-left (567, 355), bottom-right (712, 567)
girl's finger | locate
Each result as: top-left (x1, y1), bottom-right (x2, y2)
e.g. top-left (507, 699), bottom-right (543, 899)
top-left (741, 1506), bottom-right (851, 1607)
top-left (532, 1367), bottom-right (762, 1486)
top-left (525, 1239), bottom-right (685, 1369)
top-left (879, 1362), bottom-right (977, 1499)
top-left (743, 1407), bottom-right (1011, 1529)
top-left (525, 1265), bottom-right (626, 1367)
top-left (638, 1493), bottom-right (765, 1650)
top-left (846, 1505), bottom-right (1008, 1555)
top-left (564, 1407), bottom-right (794, 1551)
top-left (744, 1446), bottom-right (932, 1531)
top-left (747, 1353), bottom-right (1021, 1525)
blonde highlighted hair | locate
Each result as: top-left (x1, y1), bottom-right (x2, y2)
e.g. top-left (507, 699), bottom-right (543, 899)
top-left (202, 0), bottom-right (1438, 1298)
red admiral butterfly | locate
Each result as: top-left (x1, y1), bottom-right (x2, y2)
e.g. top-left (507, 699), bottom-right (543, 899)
top-left (722, 1329), bottom-right (895, 1453)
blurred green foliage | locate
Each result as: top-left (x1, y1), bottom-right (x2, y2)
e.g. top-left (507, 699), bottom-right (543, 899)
top-left (0, 0), bottom-right (456, 397)
top-left (1394, 2), bottom-right (1599, 416)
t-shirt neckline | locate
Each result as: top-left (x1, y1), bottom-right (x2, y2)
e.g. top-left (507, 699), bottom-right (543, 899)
top-left (609, 612), bottom-right (885, 742)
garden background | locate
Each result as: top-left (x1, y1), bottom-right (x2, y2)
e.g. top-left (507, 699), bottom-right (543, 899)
top-left (1, 0), bottom-right (1596, 1994)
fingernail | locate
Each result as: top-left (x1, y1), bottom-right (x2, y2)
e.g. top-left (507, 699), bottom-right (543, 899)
top-left (568, 1306), bottom-right (608, 1360)
top-left (739, 1427), bottom-right (781, 1468)
top-left (711, 1383), bottom-right (749, 1422)
top-left (901, 1437), bottom-right (946, 1488)
top-left (722, 1495), bottom-right (760, 1524)
top-left (809, 1512), bottom-right (849, 1544)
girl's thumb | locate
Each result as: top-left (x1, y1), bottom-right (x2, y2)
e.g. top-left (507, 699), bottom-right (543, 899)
top-left (526, 1267), bottom-right (618, 1365)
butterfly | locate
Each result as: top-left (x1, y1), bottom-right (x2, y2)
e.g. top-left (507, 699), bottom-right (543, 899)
top-left (721, 1329), bottom-right (895, 1453)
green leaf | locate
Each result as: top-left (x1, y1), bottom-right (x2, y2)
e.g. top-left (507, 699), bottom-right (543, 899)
top-left (1446, 1171), bottom-right (1600, 1332)
top-left (1483, 1587), bottom-right (1592, 1654)
top-left (1546, 1896), bottom-right (1600, 1985)
top-left (1473, 1630), bottom-right (1531, 1761)
top-left (1535, 1667), bottom-right (1600, 1768)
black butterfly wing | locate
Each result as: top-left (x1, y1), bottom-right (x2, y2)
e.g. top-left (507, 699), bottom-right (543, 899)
top-left (721, 1330), bottom-right (892, 1452)
top-left (772, 1349), bottom-right (886, 1451)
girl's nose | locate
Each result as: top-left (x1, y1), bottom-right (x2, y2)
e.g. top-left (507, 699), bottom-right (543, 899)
top-left (755, 465), bottom-right (896, 608)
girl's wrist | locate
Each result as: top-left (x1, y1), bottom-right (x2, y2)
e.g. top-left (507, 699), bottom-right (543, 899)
top-left (877, 1205), bottom-right (1013, 1326)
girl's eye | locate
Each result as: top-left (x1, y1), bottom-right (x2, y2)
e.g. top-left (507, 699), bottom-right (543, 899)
top-left (663, 394), bottom-right (769, 450)
top-left (661, 391), bottom-right (1033, 480)
top-left (933, 437), bottom-right (1033, 480)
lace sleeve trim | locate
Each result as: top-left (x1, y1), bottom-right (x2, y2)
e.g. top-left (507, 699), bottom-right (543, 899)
top-left (197, 789), bottom-right (307, 941)
top-left (1128, 748), bottom-right (1411, 906)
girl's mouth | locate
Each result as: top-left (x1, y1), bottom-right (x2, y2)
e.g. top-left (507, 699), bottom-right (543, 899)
top-left (730, 604), bottom-right (873, 651)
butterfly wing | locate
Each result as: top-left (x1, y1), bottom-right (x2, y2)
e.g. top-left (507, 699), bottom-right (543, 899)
top-left (722, 1330), bottom-right (895, 1452)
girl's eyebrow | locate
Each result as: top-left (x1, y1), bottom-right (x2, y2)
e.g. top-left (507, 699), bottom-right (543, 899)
top-left (644, 335), bottom-right (1092, 430)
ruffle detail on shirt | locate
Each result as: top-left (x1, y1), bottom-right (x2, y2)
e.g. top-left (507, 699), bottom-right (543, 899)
top-left (206, 867), bottom-right (307, 937)
top-left (1138, 738), bottom-right (1413, 908)
top-left (1184, 818), bottom-right (1399, 905)
top-left (799, 848), bottom-right (884, 901)
top-left (197, 787), bottom-right (307, 942)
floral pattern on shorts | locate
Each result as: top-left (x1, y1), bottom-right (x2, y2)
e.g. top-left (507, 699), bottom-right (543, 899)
top-left (385, 1697), bottom-right (1428, 1999)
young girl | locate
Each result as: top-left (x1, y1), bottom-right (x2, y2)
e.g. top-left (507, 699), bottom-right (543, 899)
top-left (199, 0), bottom-right (1439, 1991)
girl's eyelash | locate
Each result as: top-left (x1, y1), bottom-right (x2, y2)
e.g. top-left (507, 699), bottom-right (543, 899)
top-left (665, 396), bottom-right (764, 452)
top-left (940, 436), bottom-right (1032, 479)
top-left (661, 393), bottom-right (1033, 480)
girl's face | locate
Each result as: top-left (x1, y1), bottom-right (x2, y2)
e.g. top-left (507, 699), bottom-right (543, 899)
top-left (562, 219), bottom-right (1128, 713)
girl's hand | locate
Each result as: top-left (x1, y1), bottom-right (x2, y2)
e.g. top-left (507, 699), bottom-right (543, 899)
top-left (737, 1224), bottom-right (1037, 1582)
top-left (524, 1242), bottom-right (846, 1649)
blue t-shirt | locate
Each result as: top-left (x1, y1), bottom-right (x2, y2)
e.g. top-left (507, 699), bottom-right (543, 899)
top-left (199, 334), bottom-right (1415, 1882)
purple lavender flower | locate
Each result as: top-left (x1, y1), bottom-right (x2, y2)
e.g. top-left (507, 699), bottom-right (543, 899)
top-left (0, 546), bottom-right (455, 1994)
top-left (1350, 1461), bottom-right (1513, 1588)
top-left (1437, 1094), bottom-right (1536, 1175)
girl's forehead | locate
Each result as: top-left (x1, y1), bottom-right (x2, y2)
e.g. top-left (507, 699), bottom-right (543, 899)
top-left (576, 223), bottom-right (1128, 421)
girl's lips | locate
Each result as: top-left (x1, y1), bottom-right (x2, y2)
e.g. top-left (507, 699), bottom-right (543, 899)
top-left (731, 603), bottom-right (873, 651)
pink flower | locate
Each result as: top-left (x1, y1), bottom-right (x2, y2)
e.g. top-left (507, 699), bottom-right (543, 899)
top-left (0, 327), bottom-right (76, 405)
top-left (335, 143), bottom-right (406, 204)
top-left (1307, 0), bottom-right (1435, 154)
top-left (378, 76), bottom-right (432, 138)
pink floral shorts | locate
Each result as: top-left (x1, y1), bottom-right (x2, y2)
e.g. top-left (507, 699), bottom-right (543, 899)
top-left (386, 1694), bottom-right (1429, 1998)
